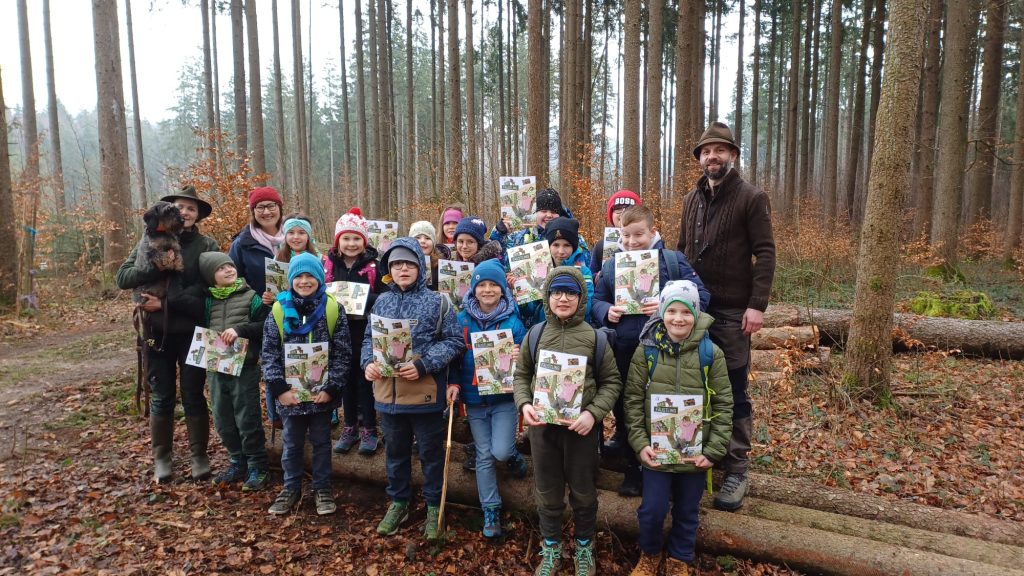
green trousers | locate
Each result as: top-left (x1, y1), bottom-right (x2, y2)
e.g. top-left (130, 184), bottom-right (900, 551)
top-left (209, 363), bottom-right (268, 471)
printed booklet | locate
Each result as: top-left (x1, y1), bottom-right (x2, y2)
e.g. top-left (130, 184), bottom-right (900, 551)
top-left (185, 327), bottom-right (249, 377)
top-left (650, 393), bottom-right (704, 464)
top-left (283, 342), bottom-right (330, 402)
top-left (532, 350), bottom-right (587, 425)
top-left (264, 258), bottom-right (289, 296)
top-left (601, 227), bottom-right (621, 267)
top-left (437, 260), bottom-right (475, 311)
top-left (366, 220), bottom-right (399, 252)
top-left (508, 239), bottom-right (551, 304)
top-left (499, 176), bottom-right (537, 229)
top-left (370, 315), bottom-right (413, 377)
top-left (614, 250), bottom-right (660, 314)
top-left (470, 329), bottom-right (516, 395)
top-left (326, 281), bottom-right (370, 316)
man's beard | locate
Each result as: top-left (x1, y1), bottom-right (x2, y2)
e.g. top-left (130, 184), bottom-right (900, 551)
top-left (702, 159), bottom-right (732, 180)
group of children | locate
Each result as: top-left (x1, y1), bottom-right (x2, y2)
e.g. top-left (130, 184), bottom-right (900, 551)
top-left (183, 189), bottom-right (734, 576)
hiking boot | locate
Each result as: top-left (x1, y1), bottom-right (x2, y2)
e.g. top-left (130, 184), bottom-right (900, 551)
top-left (573, 538), bottom-right (596, 576)
top-left (713, 472), bottom-right (749, 511)
top-left (150, 414), bottom-right (174, 484)
top-left (618, 465), bottom-right (643, 497)
top-left (630, 552), bottom-right (662, 576)
top-left (358, 427), bottom-right (380, 455)
top-left (212, 461), bottom-right (246, 485)
top-left (423, 504), bottom-right (442, 541)
top-left (462, 443), bottom-right (476, 472)
top-left (267, 489), bottom-right (299, 515)
top-left (664, 557), bottom-right (691, 576)
top-left (333, 426), bottom-right (358, 454)
top-left (533, 540), bottom-right (562, 576)
top-left (482, 506), bottom-right (502, 538)
top-left (330, 410), bottom-right (340, 427)
top-left (242, 468), bottom-right (269, 492)
top-left (376, 501), bottom-right (409, 536)
top-left (315, 489), bottom-right (336, 515)
top-left (506, 451), bottom-right (529, 479)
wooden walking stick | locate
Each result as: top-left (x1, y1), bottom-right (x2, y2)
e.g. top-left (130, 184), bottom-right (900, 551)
top-left (437, 399), bottom-right (456, 539)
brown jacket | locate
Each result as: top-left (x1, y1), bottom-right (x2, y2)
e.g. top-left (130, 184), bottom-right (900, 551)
top-left (676, 168), bottom-right (775, 312)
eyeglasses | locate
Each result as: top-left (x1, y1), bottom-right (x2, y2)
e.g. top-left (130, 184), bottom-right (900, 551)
top-left (390, 261), bottom-right (417, 270)
top-left (550, 290), bottom-right (580, 301)
top-left (254, 203), bottom-right (279, 213)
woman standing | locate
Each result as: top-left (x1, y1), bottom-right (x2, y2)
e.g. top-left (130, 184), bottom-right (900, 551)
top-left (116, 186), bottom-right (219, 483)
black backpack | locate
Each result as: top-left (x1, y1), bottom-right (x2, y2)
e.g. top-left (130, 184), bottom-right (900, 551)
top-left (524, 321), bottom-right (617, 379)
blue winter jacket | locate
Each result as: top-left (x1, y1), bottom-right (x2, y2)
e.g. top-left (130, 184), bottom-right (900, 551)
top-left (451, 288), bottom-right (527, 407)
top-left (360, 237), bottom-right (465, 415)
top-left (490, 222), bottom-right (592, 268)
top-left (228, 225), bottom-right (276, 294)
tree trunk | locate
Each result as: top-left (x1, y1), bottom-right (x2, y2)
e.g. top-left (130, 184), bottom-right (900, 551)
top-left (751, 325), bottom-right (819, 350)
top-left (1005, 26), bottom-right (1024, 263)
top-left (201, 0), bottom-right (218, 171)
top-left (861, 0), bottom-right (887, 220)
top-left (734, 0), bottom-right (746, 167)
top-left (245, 0), bottom-right (265, 176)
top-left (821, 0), bottom-right (842, 218)
top-left (782, 0), bottom-right (801, 217)
top-left (124, 0), bottom-right (147, 209)
top-left (911, 0), bottom-right (942, 236)
top-left (212, 0), bottom-right (223, 149)
top-left (750, 0), bottom-right (761, 184)
top-left (930, 0), bottom-right (980, 272)
top-left (844, 0), bottom-right (926, 401)
top-left (405, 0), bottom-right (415, 203)
top-left (808, 0), bottom-right (822, 192)
top-left (465, 0), bottom-right (477, 207)
top-left (230, 0), bottom-right (248, 162)
top-left (671, 0), bottom-right (695, 196)
top-left (642, 0), bottom-right (664, 222)
top-left (377, 0), bottom-right (395, 216)
top-left (622, 0), bottom-right (641, 192)
top-left (339, 0), bottom-right (353, 189)
top-left (798, 0), bottom-right (813, 199)
top-left (967, 0), bottom-right (1007, 225)
top-left (16, 0), bottom-right (39, 183)
top-left (0, 74), bottom-right (16, 304)
top-left (527, 0), bottom-right (545, 184)
top-left (368, 0), bottom-right (381, 211)
top-left (291, 0), bottom-right (310, 211)
top-left (764, 6), bottom-right (777, 190)
top-left (354, 0), bottom-right (369, 197)
top-left (271, 0), bottom-right (289, 191)
top-left (92, 0), bottom-right (132, 282)
top-left (447, 0), bottom-right (463, 197)
top-left (842, 0), bottom-right (872, 219)
top-left (42, 0), bottom-right (65, 213)
top-left (711, 0), bottom-right (723, 123)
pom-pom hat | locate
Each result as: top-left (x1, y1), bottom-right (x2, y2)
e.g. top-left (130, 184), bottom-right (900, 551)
top-left (334, 207), bottom-right (369, 247)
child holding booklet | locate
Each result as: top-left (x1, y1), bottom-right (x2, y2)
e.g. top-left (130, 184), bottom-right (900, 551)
top-left (449, 260), bottom-right (529, 538)
top-left (262, 253), bottom-right (351, 516)
top-left (197, 252), bottom-right (271, 491)
top-left (513, 267), bottom-right (622, 576)
top-left (361, 238), bottom-right (464, 541)
top-left (623, 280), bottom-right (733, 576)
top-left (324, 208), bottom-right (387, 455)
top-left (590, 189), bottom-right (642, 277)
top-left (593, 205), bottom-right (710, 497)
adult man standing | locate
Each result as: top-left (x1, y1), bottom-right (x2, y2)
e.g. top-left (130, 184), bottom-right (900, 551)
top-left (677, 122), bottom-right (775, 510)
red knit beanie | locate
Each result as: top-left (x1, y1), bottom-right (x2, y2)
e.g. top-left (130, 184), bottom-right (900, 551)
top-left (334, 207), bottom-right (369, 247)
top-left (607, 190), bottom-right (641, 224)
top-left (248, 186), bottom-right (283, 209)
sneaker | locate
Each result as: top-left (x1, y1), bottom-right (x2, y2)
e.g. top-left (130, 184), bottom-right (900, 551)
top-left (630, 552), bottom-right (662, 576)
top-left (462, 443), bottom-right (476, 472)
top-left (423, 504), bottom-right (442, 541)
top-left (212, 461), bottom-right (246, 485)
top-left (713, 472), bottom-right (749, 511)
top-left (242, 468), bottom-right (269, 492)
top-left (267, 489), bottom-right (299, 515)
top-left (358, 427), bottom-right (380, 455)
top-left (534, 540), bottom-right (562, 576)
top-left (664, 557), bottom-right (691, 576)
top-left (506, 451), bottom-right (529, 479)
top-left (334, 426), bottom-right (358, 454)
top-left (376, 501), bottom-right (409, 536)
top-left (573, 538), bottom-right (596, 576)
top-left (482, 506), bottom-right (502, 538)
top-left (315, 489), bottom-right (336, 515)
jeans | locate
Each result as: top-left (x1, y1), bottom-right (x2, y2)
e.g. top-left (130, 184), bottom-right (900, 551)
top-left (342, 366), bottom-right (377, 429)
top-left (281, 411), bottom-right (333, 491)
top-left (209, 364), bottom-right (268, 470)
top-left (528, 423), bottom-right (600, 541)
top-left (636, 468), bottom-right (705, 562)
top-left (466, 401), bottom-right (518, 508)
top-left (265, 384), bottom-right (279, 424)
top-left (380, 412), bottom-right (446, 505)
top-left (148, 331), bottom-right (208, 417)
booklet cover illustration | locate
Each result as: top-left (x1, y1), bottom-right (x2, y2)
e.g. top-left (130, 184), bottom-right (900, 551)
top-left (366, 220), bottom-right (399, 252)
top-left (650, 393), bottom-right (704, 464)
top-left (326, 281), bottom-right (370, 316)
top-left (602, 227), bottom-right (621, 266)
top-left (532, 350), bottom-right (587, 425)
top-left (283, 342), bottom-right (330, 402)
top-left (185, 327), bottom-right (249, 377)
top-left (508, 240), bottom-right (551, 304)
top-left (470, 329), bottom-right (516, 395)
top-left (264, 258), bottom-right (289, 296)
top-left (499, 176), bottom-right (537, 229)
top-left (437, 260), bottom-right (475, 311)
top-left (614, 250), bottom-right (660, 314)
top-left (370, 315), bottom-right (413, 378)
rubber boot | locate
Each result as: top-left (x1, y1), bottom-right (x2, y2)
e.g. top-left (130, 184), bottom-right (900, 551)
top-left (185, 414), bottom-right (211, 481)
top-left (150, 414), bottom-right (175, 484)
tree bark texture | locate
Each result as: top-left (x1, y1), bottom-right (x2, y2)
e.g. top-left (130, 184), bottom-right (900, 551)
top-left (843, 0), bottom-right (872, 218)
top-left (527, 0), bottom-right (546, 185)
top-left (798, 0), bottom-right (813, 199)
top-left (750, 0), bottom-right (761, 185)
top-left (465, 0), bottom-right (477, 208)
top-left (405, 0), bottom-right (414, 202)
top-left (447, 0), bottom-right (463, 197)
top-left (230, 0), bottom-right (248, 161)
top-left (271, 0), bottom-right (288, 191)
top-left (642, 0), bottom-right (664, 222)
top-left (734, 0), bottom-right (745, 168)
top-left (124, 0), bottom-right (147, 209)
top-left (621, 0), bottom-right (641, 192)
top-left (245, 0), bottom-right (265, 176)
top-left (671, 0), bottom-right (695, 196)
top-left (354, 0), bottom-right (369, 197)
top-left (911, 0), bottom-right (942, 236)
top-left (782, 0), bottom-right (801, 217)
top-left (42, 0), bottom-right (65, 212)
top-left (967, 0), bottom-right (1006, 225)
top-left (201, 0), bottom-right (218, 170)
top-left (16, 0), bottom-right (38, 181)
top-left (0, 74), bottom-right (16, 303)
top-left (821, 0), bottom-right (842, 218)
top-left (291, 0), bottom-right (310, 211)
top-left (1005, 25), bottom-right (1024, 263)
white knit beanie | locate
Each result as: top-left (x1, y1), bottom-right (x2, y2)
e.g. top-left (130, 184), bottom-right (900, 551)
top-left (409, 221), bottom-right (436, 243)
top-left (659, 280), bottom-right (701, 319)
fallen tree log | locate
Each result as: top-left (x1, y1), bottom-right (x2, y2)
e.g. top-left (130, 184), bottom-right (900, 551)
top-left (762, 305), bottom-right (1024, 359)
top-left (751, 325), bottom-right (819, 350)
top-left (750, 349), bottom-right (831, 373)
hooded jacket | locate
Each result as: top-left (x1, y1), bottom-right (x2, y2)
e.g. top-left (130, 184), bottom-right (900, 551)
top-left (623, 313), bottom-right (733, 473)
top-left (451, 282), bottom-right (527, 407)
top-left (512, 266), bottom-right (622, 422)
top-left (360, 237), bottom-right (465, 415)
top-left (520, 245), bottom-right (595, 328)
top-left (228, 225), bottom-right (276, 294)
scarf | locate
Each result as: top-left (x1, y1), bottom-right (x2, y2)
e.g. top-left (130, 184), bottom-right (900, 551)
top-left (277, 285), bottom-right (328, 337)
top-left (210, 278), bottom-right (243, 300)
top-left (652, 322), bottom-right (682, 358)
top-left (465, 295), bottom-right (509, 326)
top-left (250, 223), bottom-right (285, 255)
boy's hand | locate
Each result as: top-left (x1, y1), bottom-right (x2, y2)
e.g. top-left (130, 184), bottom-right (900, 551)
top-left (567, 410), bottom-right (595, 436)
top-left (512, 345), bottom-right (521, 356)
top-left (313, 391), bottom-right (332, 404)
top-left (278, 390), bottom-right (300, 406)
top-left (365, 363), bottom-right (382, 381)
top-left (521, 404), bottom-right (543, 426)
top-left (607, 305), bottom-right (627, 323)
top-left (446, 384), bottom-right (460, 403)
top-left (639, 446), bottom-right (661, 468)
top-left (693, 455), bottom-right (713, 469)
top-left (396, 363), bottom-right (420, 381)
top-left (138, 293), bottom-right (162, 313)
top-left (220, 328), bottom-right (238, 345)
top-left (506, 273), bottom-right (519, 288)
top-left (640, 301), bottom-right (659, 316)
top-left (742, 308), bottom-right (764, 336)
top-left (262, 290), bottom-right (275, 305)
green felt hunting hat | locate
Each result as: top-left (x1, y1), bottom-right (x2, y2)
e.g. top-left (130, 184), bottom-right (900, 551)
top-left (692, 121), bottom-right (740, 159)
top-left (161, 185), bottom-right (213, 222)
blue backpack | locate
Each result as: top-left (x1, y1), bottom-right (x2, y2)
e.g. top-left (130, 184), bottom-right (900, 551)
top-left (643, 332), bottom-right (714, 387)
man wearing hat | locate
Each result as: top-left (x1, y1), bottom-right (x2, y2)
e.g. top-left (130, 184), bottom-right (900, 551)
top-left (117, 185), bottom-right (220, 484)
top-left (676, 122), bottom-right (776, 511)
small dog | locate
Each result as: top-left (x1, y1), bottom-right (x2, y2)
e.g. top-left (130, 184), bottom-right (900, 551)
top-left (143, 201), bottom-right (186, 274)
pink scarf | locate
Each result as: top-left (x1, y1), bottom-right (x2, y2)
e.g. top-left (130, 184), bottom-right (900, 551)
top-left (250, 223), bottom-right (285, 255)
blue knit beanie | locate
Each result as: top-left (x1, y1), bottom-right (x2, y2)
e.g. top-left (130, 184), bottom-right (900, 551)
top-left (454, 216), bottom-right (487, 247)
top-left (470, 259), bottom-right (508, 293)
top-left (288, 252), bottom-right (325, 287)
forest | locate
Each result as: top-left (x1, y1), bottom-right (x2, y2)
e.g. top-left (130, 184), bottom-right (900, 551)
top-left (0, 0), bottom-right (1023, 574)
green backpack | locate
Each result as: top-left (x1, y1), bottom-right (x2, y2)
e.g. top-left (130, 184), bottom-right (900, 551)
top-left (271, 294), bottom-right (341, 341)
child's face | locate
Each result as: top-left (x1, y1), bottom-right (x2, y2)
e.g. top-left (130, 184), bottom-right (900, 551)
top-left (455, 235), bottom-right (479, 260)
top-left (663, 302), bottom-right (695, 341)
top-left (286, 227), bottom-right (310, 252)
top-left (548, 288), bottom-right (580, 321)
top-left (213, 263), bottom-right (237, 287)
top-left (442, 221), bottom-right (458, 241)
top-left (621, 221), bottom-right (656, 251)
top-left (474, 280), bottom-right (502, 309)
top-left (535, 209), bottom-right (559, 228)
top-left (389, 260), bottom-right (419, 289)
top-left (292, 272), bottom-right (319, 297)
top-left (550, 239), bottom-right (573, 265)
top-left (337, 233), bottom-right (365, 258)
top-left (415, 234), bottom-right (434, 255)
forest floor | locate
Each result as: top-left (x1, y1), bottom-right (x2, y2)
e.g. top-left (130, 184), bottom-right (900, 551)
top-left (0, 293), bottom-right (1021, 574)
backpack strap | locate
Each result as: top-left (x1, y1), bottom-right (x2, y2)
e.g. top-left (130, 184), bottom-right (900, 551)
top-left (697, 332), bottom-right (713, 386)
top-left (663, 250), bottom-right (681, 282)
top-left (643, 344), bottom-right (659, 388)
top-left (272, 295), bottom-right (340, 341)
top-left (436, 295), bottom-right (450, 338)
top-left (272, 301), bottom-right (284, 342)
top-left (525, 321), bottom-right (546, 365)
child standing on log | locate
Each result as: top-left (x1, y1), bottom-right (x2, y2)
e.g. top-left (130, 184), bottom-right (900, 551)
top-left (623, 280), bottom-right (733, 576)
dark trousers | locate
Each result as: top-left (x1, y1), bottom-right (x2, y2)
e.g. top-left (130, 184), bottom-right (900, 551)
top-left (209, 364), bottom-right (268, 470)
top-left (380, 412), bottom-right (446, 505)
top-left (342, 367), bottom-right (377, 429)
top-left (147, 331), bottom-right (208, 417)
top-left (281, 411), bottom-right (333, 491)
top-left (706, 306), bottom-right (752, 419)
top-left (609, 344), bottom-right (641, 469)
top-left (528, 424), bottom-right (601, 541)
top-left (637, 468), bottom-right (705, 562)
